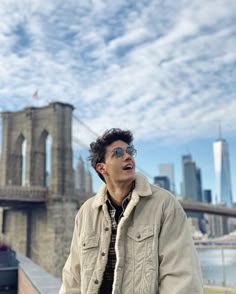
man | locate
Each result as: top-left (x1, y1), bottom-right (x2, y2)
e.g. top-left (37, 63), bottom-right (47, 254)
top-left (60, 128), bottom-right (203, 294)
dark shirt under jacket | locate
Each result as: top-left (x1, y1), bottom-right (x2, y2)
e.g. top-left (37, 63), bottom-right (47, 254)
top-left (99, 193), bottom-right (131, 294)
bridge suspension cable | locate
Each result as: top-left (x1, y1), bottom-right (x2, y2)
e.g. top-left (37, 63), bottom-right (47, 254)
top-left (73, 114), bottom-right (98, 139)
top-left (72, 136), bottom-right (89, 150)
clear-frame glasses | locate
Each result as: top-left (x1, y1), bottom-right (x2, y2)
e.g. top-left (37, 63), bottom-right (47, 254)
top-left (111, 146), bottom-right (137, 158)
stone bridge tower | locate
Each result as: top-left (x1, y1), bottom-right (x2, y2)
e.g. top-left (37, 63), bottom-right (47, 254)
top-left (0, 102), bottom-right (74, 197)
top-left (0, 102), bottom-right (78, 277)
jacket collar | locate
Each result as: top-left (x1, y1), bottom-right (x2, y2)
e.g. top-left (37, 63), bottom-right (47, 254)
top-left (92, 173), bottom-right (152, 209)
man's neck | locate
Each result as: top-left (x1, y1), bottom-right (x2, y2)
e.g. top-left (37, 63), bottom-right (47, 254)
top-left (106, 181), bottom-right (134, 206)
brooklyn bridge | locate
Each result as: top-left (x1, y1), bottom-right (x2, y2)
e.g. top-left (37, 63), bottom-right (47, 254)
top-left (0, 102), bottom-right (236, 278)
top-left (0, 186), bottom-right (236, 217)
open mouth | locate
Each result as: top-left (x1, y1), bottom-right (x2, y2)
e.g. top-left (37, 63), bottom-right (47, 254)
top-left (123, 165), bottom-right (133, 170)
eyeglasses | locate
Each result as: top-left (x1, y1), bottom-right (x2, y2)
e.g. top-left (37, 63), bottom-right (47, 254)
top-left (111, 146), bottom-right (137, 158)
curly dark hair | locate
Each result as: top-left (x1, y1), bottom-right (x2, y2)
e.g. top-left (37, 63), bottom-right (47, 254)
top-left (88, 128), bottom-right (134, 182)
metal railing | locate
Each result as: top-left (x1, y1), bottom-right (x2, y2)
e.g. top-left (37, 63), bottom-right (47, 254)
top-left (198, 247), bottom-right (236, 288)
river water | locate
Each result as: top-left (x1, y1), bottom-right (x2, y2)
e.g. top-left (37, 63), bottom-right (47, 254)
top-left (197, 248), bottom-right (236, 287)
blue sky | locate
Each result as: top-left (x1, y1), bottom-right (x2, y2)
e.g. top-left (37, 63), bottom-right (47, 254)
top-left (0, 0), bottom-right (236, 201)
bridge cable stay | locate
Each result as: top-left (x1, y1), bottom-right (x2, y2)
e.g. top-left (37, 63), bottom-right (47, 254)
top-left (72, 136), bottom-right (89, 151)
top-left (72, 115), bottom-right (93, 166)
top-left (72, 115), bottom-right (154, 182)
top-left (73, 114), bottom-right (98, 139)
top-left (72, 136), bottom-right (91, 167)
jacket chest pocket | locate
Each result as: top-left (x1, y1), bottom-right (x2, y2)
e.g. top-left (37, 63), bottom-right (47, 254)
top-left (126, 225), bottom-right (154, 263)
top-left (80, 233), bottom-right (99, 269)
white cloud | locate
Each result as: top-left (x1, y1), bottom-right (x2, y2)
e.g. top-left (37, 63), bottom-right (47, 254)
top-left (0, 0), bottom-right (235, 147)
top-left (108, 27), bottom-right (153, 51)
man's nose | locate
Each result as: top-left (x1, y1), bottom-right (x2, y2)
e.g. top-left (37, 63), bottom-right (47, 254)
top-left (124, 151), bottom-right (132, 160)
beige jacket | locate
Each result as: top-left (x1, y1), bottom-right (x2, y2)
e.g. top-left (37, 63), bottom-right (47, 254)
top-left (60, 173), bottom-right (203, 294)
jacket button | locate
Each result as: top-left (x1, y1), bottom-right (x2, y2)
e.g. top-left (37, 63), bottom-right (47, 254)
top-left (105, 227), bottom-right (109, 231)
top-left (137, 234), bottom-right (141, 239)
top-left (101, 252), bottom-right (106, 256)
top-left (94, 279), bottom-right (99, 284)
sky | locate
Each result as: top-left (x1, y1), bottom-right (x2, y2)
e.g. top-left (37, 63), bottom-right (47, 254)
top-left (0, 0), bottom-right (236, 201)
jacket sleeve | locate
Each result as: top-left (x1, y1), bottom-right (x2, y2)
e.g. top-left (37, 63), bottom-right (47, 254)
top-left (158, 199), bottom-right (203, 294)
top-left (59, 212), bottom-right (82, 294)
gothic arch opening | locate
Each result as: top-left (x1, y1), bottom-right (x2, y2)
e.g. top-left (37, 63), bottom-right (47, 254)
top-left (46, 134), bottom-right (52, 186)
top-left (12, 133), bottom-right (26, 186)
top-left (22, 139), bottom-right (26, 185)
top-left (38, 130), bottom-right (52, 187)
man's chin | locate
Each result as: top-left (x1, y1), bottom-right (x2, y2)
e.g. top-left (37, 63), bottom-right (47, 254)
top-left (126, 173), bottom-right (136, 183)
top-left (119, 173), bottom-right (135, 183)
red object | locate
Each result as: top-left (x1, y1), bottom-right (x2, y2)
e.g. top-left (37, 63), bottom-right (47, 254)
top-left (32, 90), bottom-right (38, 99)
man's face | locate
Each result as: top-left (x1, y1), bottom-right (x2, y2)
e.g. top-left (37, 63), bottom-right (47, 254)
top-left (96, 140), bottom-right (136, 184)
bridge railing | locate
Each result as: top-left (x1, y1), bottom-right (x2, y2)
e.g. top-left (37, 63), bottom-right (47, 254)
top-left (0, 185), bottom-right (47, 202)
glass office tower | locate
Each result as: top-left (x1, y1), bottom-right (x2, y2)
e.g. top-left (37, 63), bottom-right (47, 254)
top-left (159, 163), bottom-right (175, 193)
top-left (213, 138), bottom-right (233, 207)
top-left (182, 154), bottom-right (202, 202)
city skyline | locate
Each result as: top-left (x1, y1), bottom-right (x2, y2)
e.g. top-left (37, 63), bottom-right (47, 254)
top-left (0, 1), bottom-right (235, 201)
top-left (0, 110), bottom-right (236, 203)
top-left (76, 130), bottom-right (236, 203)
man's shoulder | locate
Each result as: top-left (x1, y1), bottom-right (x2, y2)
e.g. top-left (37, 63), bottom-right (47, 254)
top-left (75, 194), bottom-right (100, 223)
top-left (150, 183), bottom-right (174, 197)
top-left (80, 194), bottom-right (98, 210)
top-left (135, 172), bottom-right (180, 208)
top-left (79, 184), bottom-right (106, 211)
top-left (149, 184), bottom-right (182, 210)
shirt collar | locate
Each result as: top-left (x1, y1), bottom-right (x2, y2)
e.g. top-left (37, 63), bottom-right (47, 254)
top-left (105, 191), bottom-right (132, 211)
top-left (92, 173), bottom-right (152, 209)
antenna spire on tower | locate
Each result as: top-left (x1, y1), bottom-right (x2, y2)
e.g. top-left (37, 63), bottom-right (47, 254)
top-left (218, 121), bottom-right (222, 139)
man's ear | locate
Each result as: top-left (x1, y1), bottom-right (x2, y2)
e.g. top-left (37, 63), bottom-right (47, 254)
top-left (96, 163), bottom-right (106, 175)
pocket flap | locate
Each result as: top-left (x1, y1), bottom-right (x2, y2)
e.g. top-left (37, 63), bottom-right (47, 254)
top-left (127, 225), bottom-right (154, 242)
top-left (81, 234), bottom-right (99, 249)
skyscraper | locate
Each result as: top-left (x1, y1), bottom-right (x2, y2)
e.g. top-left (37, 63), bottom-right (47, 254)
top-left (75, 156), bottom-right (85, 192)
top-left (213, 131), bottom-right (233, 207)
top-left (85, 165), bottom-right (93, 193)
top-left (182, 154), bottom-right (202, 202)
top-left (182, 154), bottom-right (205, 233)
top-left (154, 176), bottom-right (170, 191)
top-left (203, 189), bottom-right (212, 203)
top-left (75, 156), bottom-right (93, 193)
top-left (159, 163), bottom-right (175, 193)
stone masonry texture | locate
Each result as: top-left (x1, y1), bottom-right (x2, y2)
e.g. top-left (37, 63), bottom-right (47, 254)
top-left (0, 102), bottom-right (92, 277)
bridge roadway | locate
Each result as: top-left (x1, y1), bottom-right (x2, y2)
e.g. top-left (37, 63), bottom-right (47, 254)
top-left (0, 186), bottom-right (236, 217)
top-left (0, 185), bottom-right (47, 206)
top-left (178, 198), bottom-right (236, 218)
